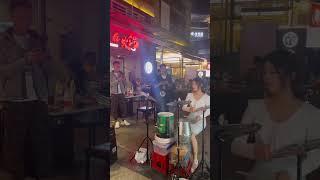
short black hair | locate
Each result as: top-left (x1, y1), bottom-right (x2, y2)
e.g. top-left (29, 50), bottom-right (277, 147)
top-left (10, 1), bottom-right (32, 13)
top-left (160, 64), bottom-right (166, 68)
top-left (113, 61), bottom-right (120, 65)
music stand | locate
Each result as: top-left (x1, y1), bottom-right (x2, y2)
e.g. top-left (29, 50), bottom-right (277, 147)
top-left (130, 96), bottom-right (153, 164)
top-left (192, 108), bottom-right (210, 179)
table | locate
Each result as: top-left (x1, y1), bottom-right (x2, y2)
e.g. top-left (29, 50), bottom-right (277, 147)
top-left (125, 95), bottom-right (144, 116)
top-left (49, 104), bottom-right (109, 172)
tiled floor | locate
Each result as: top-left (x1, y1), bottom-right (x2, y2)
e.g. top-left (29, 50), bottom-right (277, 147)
top-left (110, 115), bottom-right (211, 180)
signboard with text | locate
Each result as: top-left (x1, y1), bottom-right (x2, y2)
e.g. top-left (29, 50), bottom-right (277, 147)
top-left (110, 32), bottom-right (139, 52)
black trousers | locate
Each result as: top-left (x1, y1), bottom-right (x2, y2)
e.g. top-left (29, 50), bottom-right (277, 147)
top-left (111, 94), bottom-right (127, 120)
top-left (0, 100), bottom-right (52, 178)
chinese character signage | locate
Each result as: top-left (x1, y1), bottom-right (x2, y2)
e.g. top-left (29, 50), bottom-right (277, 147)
top-left (311, 2), bottom-right (320, 27)
top-left (111, 32), bottom-right (139, 52)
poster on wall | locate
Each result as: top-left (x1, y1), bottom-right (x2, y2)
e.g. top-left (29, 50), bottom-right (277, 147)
top-left (277, 28), bottom-right (306, 53)
top-left (311, 2), bottom-right (320, 27)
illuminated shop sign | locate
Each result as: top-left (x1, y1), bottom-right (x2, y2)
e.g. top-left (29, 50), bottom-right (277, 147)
top-left (110, 32), bottom-right (139, 52)
top-left (191, 31), bottom-right (204, 38)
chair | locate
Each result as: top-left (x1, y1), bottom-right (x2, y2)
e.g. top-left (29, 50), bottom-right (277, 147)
top-left (136, 96), bottom-right (156, 124)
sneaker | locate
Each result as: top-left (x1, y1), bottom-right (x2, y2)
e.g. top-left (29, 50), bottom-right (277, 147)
top-left (122, 120), bottom-right (131, 126)
top-left (115, 122), bottom-right (120, 129)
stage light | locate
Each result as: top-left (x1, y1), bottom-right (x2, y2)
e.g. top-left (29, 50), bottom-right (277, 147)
top-left (144, 61), bottom-right (153, 74)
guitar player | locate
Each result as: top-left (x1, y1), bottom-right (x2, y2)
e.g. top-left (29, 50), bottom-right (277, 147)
top-left (182, 77), bottom-right (210, 173)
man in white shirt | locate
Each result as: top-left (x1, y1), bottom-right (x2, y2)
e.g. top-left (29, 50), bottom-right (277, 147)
top-left (110, 61), bottom-right (130, 128)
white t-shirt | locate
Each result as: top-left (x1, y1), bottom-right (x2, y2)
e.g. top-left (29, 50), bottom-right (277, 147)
top-left (114, 72), bottom-right (122, 94)
top-left (182, 93), bottom-right (210, 135)
top-left (231, 99), bottom-right (320, 180)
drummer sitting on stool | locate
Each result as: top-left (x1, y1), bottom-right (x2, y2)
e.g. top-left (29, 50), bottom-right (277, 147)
top-left (182, 78), bottom-right (210, 173)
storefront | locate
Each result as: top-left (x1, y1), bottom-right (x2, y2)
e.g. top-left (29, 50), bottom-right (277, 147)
top-left (156, 47), bottom-right (208, 80)
top-left (110, 13), bottom-right (157, 87)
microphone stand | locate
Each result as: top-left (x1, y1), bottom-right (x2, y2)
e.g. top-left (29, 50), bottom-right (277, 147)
top-left (130, 95), bottom-right (153, 164)
top-left (169, 101), bottom-right (187, 179)
top-left (192, 108), bottom-right (210, 179)
top-left (170, 102), bottom-right (182, 177)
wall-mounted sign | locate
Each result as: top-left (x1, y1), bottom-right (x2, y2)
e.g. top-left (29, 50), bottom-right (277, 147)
top-left (311, 2), bottom-right (320, 27)
top-left (111, 32), bottom-right (139, 52)
top-left (282, 31), bottom-right (299, 49)
top-left (277, 28), bottom-right (306, 53)
top-left (191, 31), bottom-right (204, 38)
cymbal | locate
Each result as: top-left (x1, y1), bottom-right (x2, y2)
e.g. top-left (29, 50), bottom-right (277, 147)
top-left (273, 139), bottom-right (320, 158)
top-left (166, 100), bottom-right (191, 107)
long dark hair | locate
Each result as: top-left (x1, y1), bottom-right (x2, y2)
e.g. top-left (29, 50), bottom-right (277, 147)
top-left (263, 49), bottom-right (304, 99)
top-left (192, 77), bottom-right (205, 93)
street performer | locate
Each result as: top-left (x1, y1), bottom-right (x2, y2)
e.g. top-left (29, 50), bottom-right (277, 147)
top-left (154, 64), bottom-right (174, 112)
top-left (231, 50), bottom-right (320, 180)
top-left (182, 78), bottom-right (210, 173)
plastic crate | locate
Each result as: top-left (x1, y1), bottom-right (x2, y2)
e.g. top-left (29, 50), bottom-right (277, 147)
top-left (151, 152), bottom-right (169, 176)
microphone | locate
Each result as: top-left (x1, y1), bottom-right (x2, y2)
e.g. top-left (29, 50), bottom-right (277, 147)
top-left (187, 100), bottom-right (192, 107)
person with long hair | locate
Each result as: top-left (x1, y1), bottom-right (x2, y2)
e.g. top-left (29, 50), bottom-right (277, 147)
top-left (182, 78), bottom-right (210, 173)
top-left (231, 50), bottom-right (320, 180)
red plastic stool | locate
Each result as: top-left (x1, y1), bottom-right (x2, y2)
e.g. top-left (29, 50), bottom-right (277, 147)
top-left (151, 152), bottom-right (170, 175)
top-left (169, 160), bottom-right (192, 178)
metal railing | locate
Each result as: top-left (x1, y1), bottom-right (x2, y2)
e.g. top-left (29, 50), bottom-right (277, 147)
top-left (111, 0), bottom-right (154, 25)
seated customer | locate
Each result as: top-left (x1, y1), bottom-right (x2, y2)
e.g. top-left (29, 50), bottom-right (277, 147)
top-left (182, 78), bottom-right (210, 173)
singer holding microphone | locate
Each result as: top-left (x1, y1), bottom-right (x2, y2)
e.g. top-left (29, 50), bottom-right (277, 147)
top-left (182, 77), bottom-right (210, 173)
top-left (231, 50), bottom-right (320, 180)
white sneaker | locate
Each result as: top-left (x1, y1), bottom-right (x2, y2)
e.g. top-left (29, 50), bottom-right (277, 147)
top-left (115, 121), bottom-right (120, 129)
top-left (121, 120), bottom-right (131, 126)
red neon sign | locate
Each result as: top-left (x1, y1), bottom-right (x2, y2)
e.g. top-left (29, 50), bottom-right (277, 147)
top-left (111, 32), bottom-right (139, 51)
